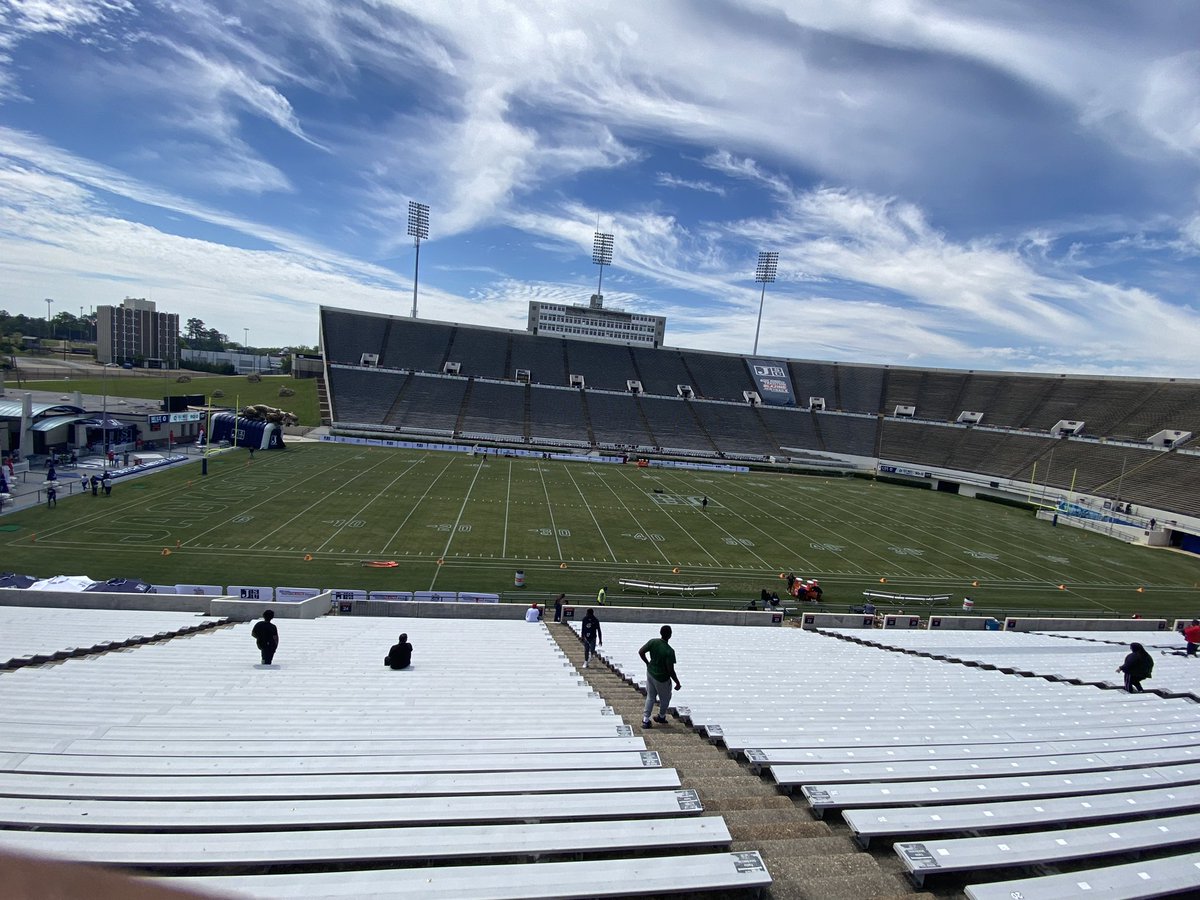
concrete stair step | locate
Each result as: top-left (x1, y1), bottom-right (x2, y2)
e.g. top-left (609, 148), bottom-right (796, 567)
top-left (683, 778), bottom-right (783, 799)
top-left (732, 820), bottom-right (834, 841)
top-left (769, 871), bottom-right (915, 900)
top-left (702, 794), bottom-right (798, 811)
top-left (733, 837), bottom-right (860, 857)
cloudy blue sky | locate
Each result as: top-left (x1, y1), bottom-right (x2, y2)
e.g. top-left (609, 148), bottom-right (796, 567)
top-left (1, 1), bottom-right (1199, 375)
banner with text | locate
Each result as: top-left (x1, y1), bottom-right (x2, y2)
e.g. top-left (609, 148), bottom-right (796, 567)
top-left (745, 359), bottom-right (796, 406)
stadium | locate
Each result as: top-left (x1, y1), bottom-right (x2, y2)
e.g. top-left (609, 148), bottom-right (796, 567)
top-left (2, 301), bottom-right (1200, 900)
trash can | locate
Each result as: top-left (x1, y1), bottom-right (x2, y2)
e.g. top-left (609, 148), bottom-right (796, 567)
top-left (962, 597), bottom-right (975, 612)
top-left (514, 570), bottom-right (525, 588)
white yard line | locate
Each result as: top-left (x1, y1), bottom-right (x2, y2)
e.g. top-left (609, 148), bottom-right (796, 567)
top-left (613, 467), bottom-right (721, 566)
top-left (315, 456), bottom-right (425, 552)
top-left (564, 465), bottom-right (617, 561)
top-left (428, 455), bottom-right (488, 589)
top-left (502, 459), bottom-right (513, 557)
top-left (381, 457), bottom-right (457, 552)
top-left (537, 463), bottom-right (564, 560)
top-left (594, 468), bottom-right (672, 565)
top-left (247, 453), bottom-right (399, 549)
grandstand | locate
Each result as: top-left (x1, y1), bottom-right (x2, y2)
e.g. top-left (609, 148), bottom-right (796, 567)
top-left (319, 307), bottom-right (1200, 541)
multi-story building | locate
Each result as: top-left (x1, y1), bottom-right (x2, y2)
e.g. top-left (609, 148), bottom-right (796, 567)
top-left (96, 297), bottom-right (179, 367)
top-left (527, 294), bottom-right (666, 348)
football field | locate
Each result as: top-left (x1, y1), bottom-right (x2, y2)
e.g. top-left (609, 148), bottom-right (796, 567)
top-left (4, 442), bottom-right (1199, 618)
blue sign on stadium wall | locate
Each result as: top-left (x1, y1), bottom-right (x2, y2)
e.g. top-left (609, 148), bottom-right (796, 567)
top-left (745, 358), bottom-right (796, 406)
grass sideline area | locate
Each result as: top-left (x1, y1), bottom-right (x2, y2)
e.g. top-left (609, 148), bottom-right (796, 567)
top-left (16, 373), bottom-right (319, 426)
top-left (3, 443), bottom-right (1199, 619)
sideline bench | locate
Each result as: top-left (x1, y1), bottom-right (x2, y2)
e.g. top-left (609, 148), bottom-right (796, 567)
top-left (861, 591), bottom-right (951, 607)
top-left (617, 579), bottom-right (719, 596)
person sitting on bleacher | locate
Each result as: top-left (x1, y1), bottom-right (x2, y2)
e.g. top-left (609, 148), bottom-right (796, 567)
top-left (385, 633), bottom-right (413, 670)
top-left (759, 589), bottom-right (770, 606)
top-left (525, 603), bottom-right (542, 622)
top-left (1117, 642), bottom-right (1154, 693)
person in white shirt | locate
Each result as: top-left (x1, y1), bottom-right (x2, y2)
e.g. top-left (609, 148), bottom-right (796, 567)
top-left (525, 603), bottom-right (542, 622)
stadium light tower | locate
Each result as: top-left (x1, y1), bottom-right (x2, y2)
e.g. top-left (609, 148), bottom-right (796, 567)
top-left (592, 231), bottom-right (614, 308)
top-left (752, 251), bottom-right (779, 355)
top-left (408, 201), bottom-right (430, 318)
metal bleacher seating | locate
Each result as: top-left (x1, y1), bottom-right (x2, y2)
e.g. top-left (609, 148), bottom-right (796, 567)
top-left (444, 325), bottom-right (511, 378)
top-left (0, 614), bottom-right (768, 898)
top-left (680, 350), bottom-right (756, 401)
top-left (812, 412), bottom-right (878, 456)
top-left (528, 386), bottom-right (589, 442)
top-left (319, 307), bottom-right (387, 365)
top-left (637, 396), bottom-right (711, 452)
top-left (581, 620), bottom-right (1200, 896)
top-left (832, 364), bottom-right (885, 413)
top-left (379, 318), bottom-right (455, 372)
top-left (458, 379), bottom-right (527, 436)
top-left (630, 347), bottom-right (693, 397)
top-left (328, 366), bottom-right (407, 425)
top-left (689, 402), bottom-right (777, 456)
top-left (586, 391), bottom-right (655, 447)
top-left (509, 332), bottom-right (568, 386)
top-left (563, 341), bottom-right (638, 391)
top-left (384, 373), bottom-right (469, 432)
top-left (0, 606), bottom-right (221, 669)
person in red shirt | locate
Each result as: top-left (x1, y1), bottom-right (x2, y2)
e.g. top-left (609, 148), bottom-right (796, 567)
top-left (1184, 620), bottom-right (1200, 657)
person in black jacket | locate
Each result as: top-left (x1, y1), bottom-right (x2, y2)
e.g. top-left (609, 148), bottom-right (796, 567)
top-left (1117, 642), bottom-right (1153, 693)
top-left (251, 610), bottom-right (279, 665)
top-left (385, 633), bottom-right (413, 670)
top-left (581, 609), bottom-right (602, 669)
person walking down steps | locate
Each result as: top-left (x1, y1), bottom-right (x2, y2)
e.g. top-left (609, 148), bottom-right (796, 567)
top-left (252, 610), bottom-right (279, 666)
top-left (638, 625), bottom-right (681, 728)
top-left (580, 608), bottom-right (602, 668)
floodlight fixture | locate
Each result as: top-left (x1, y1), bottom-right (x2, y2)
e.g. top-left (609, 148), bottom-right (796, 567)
top-left (592, 231), bottom-right (614, 298)
top-left (752, 251), bottom-right (779, 355)
top-left (408, 200), bottom-right (430, 318)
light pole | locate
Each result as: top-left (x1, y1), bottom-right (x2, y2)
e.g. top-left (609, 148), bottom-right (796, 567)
top-left (592, 232), bottom-right (614, 306)
top-left (752, 251), bottom-right (779, 355)
top-left (408, 201), bottom-right (430, 318)
top-left (44, 298), bottom-right (53, 345)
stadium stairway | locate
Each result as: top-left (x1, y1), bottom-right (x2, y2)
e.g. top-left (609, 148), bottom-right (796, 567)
top-left (548, 626), bottom-right (930, 900)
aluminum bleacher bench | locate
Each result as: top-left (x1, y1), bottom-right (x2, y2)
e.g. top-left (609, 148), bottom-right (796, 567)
top-left (800, 761), bottom-right (1200, 816)
top-left (170, 851), bottom-right (771, 899)
top-left (772, 744), bottom-right (1200, 789)
top-left (617, 578), bottom-right (719, 595)
top-left (896, 810), bottom-right (1200, 886)
top-left (743, 729), bottom-right (1200, 768)
top-left (0, 768), bottom-right (681, 800)
top-left (0, 817), bottom-right (732, 867)
top-left (964, 850), bottom-right (1200, 900)
top-left (0, 788), bottom-right (706, 830)
top-left (10, 745), bottom-right (657, 776)
top-left (846, 784), bottom-right (1200, 848)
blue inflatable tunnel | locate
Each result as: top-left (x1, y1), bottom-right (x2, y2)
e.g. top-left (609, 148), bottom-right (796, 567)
top-left (209, 413), bottom-right (285, 450)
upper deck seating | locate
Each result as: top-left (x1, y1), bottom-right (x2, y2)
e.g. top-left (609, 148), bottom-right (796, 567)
top-left (563, 341), bottom-right (638, 391)
top-left (444, 326), bottom-right (511, 379)
top-left (682, 351), bottom-right (756, 400)
top-left (320, 307), bottom-right (387, 365)
top-left (834, 364), bottom-right (886, 413)
top-left (631, 347), bottom-right (693, 396)
top-left (378, 319), bottom-right (455, 372)
top-left (788, 361), bottom-right (838, 408)
top-left (509, 333), bottom-right (568, 386)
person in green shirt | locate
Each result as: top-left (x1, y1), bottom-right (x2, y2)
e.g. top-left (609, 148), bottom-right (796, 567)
top-left (638, 625), bottom-right (681, 728)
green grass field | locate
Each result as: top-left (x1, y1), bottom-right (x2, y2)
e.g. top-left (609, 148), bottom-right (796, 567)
top-left (4, 442), bottom-right (1199, 619)
top-left (18, 374), bottom-right (319, 426)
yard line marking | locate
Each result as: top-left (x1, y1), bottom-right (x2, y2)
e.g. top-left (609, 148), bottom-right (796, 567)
top-left (564, 464), bottom-right (617, 561)
top-left (429, 455), bottom-right (488, 590)
top-left (502, 459), bottom-right (513, 558)
top-left (591, 467), bottom-right (672, 565)
top-left (315, 455), bottom-right (425, 553)
top-left (537, 463), bottom-right (564, 560)
top-left (381, 456), bottom-right (456, 552)
top-left (613, 467), bottom-right (720, 566)
top-left (246, 452), bottom-right (401, 549)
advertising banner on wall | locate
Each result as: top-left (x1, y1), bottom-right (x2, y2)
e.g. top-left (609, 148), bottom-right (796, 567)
top-left (745, 359), bottom-right (796, 406)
